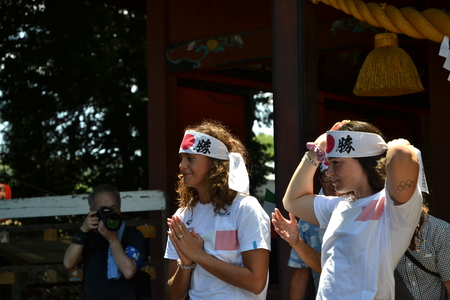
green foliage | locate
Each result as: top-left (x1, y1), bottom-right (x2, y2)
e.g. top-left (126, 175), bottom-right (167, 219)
top-left (252, 91), bottom-right (273, 130)
top-left (0, 0), bottom-right (148, 197)
top-left (247, 92), bottom-right (274, 192)
top-left (0, 1), bottom-right (148, 296)
top-left (254, 133), bottom-right (274, 158)
top-left (248, 136), bottom-right (274, 194)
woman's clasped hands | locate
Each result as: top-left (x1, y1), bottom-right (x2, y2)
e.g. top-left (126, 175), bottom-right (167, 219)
top-left (167, 215), bottom-right (204, 265)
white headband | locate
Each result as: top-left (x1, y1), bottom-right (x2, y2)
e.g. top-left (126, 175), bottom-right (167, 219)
top-left (179, 130), bottom-right (250, 194)
top-left (326, 131), bottom-right (388, 158)
top-left (326, 130), bottom-right (428, 194)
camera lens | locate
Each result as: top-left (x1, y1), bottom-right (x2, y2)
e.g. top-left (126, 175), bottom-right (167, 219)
top-left (105, 214), bottom-right (122, 231)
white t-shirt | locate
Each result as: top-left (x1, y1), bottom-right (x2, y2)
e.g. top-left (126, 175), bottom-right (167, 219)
top-left (314, 186), bottom-right (422, 300)
top-left (164, 194), bottom-right (271, 300)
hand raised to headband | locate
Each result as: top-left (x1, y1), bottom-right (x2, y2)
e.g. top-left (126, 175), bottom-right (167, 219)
top-left (310, 120), bottom-right (351, 155)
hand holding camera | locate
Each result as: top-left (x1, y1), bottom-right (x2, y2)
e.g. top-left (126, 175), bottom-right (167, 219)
top-left (95, 206), bottom-right (123, 231)
top-left (80, 210), bottom-right (100, 233)
top-left (80, 206), bottom-right (123, 235)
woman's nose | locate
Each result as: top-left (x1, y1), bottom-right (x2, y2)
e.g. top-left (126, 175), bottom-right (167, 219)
top-left (326, 166), bottom-right (333, 176)
top-left (179, 158), bottom-right (187, 169)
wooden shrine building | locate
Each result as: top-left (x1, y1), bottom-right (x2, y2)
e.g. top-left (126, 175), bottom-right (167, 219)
top-left (146, 0), bottom-right (450, 299)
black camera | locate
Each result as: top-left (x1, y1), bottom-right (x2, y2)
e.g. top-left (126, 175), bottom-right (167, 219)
top-left (96, 206), bottom-right (123, 231)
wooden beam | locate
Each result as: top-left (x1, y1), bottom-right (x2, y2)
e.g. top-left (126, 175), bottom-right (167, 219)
top-left (0, 190), bottom-right (166, 219)
top-left (1, 219), bottom-right (160, 233)
top-left (177, 72), bottom-right (273, 92)
top-left (166, 29), bottom-right (272, 72)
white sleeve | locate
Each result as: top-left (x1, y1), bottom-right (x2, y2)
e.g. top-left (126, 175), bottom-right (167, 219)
top-left (235, 196), bottom-right (271, 252)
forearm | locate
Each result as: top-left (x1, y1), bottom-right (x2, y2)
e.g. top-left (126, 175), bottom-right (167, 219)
top-left (167, 260), bottom-right (191, 300)
top-left (109, 239), bottom-right (137, 279)
top-left (290, 268), bottom-right (310, 300)
top-left (282, 151), bottom-right (318, 224)
top-left (195, 250), bottom-right (269, 295)
top-left (284, 152), bottom-right (317, 202)
top-left (290, 237), bottom-right (322, 274)
top-left (63, 243), bottom-right (84, 270)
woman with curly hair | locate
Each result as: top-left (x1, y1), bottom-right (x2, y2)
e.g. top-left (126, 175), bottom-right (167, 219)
top-left (282, 120), bottom-right (425, 300)
top-left (164, 120), bottom-right (271, 300)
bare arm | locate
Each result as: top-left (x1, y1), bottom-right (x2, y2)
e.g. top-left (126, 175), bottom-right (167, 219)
top-left (195, 248), bottom-right (269, 295)
top-left (63, 243), bottom-right (84, 270)
top-left (63, 211), bottom-right (98, 270)
top-left (283, 122), bottom-right (347, 223)
top-left (167, 249), bottom-right (269, 297)
top-left (282, 151), bottom-right (319, 225)
top-left (385, 140), bottom-right (419, 205)
top-left (290, 238), bottom-right (322, 274)
top-left (290, 268), bottom-right (310, 300)
top-left (167, 259), bottom-right (192, 300)
top-left (107, 238), bottom-right (137, 280)
top-left (272, 209), bottom-right (322, 274)
top-left (168, 216), bottom-right (269, 295)
top-left (99, 222), bottom-right (137, 280)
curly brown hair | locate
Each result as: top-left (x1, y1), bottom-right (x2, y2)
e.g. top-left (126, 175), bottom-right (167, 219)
top-left (338, 121), bottom-right (387, 195)
top-left (176, 120), bottom-right (249, 212)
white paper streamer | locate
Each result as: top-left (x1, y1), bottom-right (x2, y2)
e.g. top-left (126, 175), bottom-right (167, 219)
top-left (439, 36), bottom-right (450, 81)
top-left (439, 36), bottom-right (449, 58)
top-left (444, 55), bottom-right (450, 71)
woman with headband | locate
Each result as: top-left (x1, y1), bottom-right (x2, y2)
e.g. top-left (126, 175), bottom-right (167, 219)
top-left (283, 120), bottom-right (424, 300)
top-left (164, 120), bottom-right (271, 300)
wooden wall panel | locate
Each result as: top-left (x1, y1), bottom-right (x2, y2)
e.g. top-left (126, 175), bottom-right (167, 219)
top-left (176, 86), bottom-right (247, 145)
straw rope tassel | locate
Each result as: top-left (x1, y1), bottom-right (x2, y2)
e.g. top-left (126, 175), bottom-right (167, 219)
top-left (353, 33), bottom-right (424, 97)
top-left (311, 0), bottom-right (450, 43)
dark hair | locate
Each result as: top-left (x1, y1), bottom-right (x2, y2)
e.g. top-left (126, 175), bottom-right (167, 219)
top-left (176, 120), bottom-right (248, 212)
top-left (338, 121), bottom-right (387, 194)
top-left (87, 184), bottom-right (121, 210)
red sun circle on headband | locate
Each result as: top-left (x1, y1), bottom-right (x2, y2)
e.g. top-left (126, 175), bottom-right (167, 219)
top-left (326, 135), bottom-right (335, 154)
top-left (181, 134), bottom-right (196, 150)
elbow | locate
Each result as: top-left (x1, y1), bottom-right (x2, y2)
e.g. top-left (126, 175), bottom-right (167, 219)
top-left (123, 269), bottom-right (136, 280)
top-left (249, 281), bottom-right (267, 296)
top-left (387, 144), bottom-right (417, 164)
top-left (282, 198), bottom-right (293, 214)
top-left (247, 274), bottom-right (268, 295)
top-left (63, 260), bottom-right (74, 270)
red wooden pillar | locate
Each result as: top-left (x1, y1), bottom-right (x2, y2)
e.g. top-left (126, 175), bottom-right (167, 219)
top-left (146, 1), bottom-right (174, 299)
top-left (272, 0), bottom-right (318, 298)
